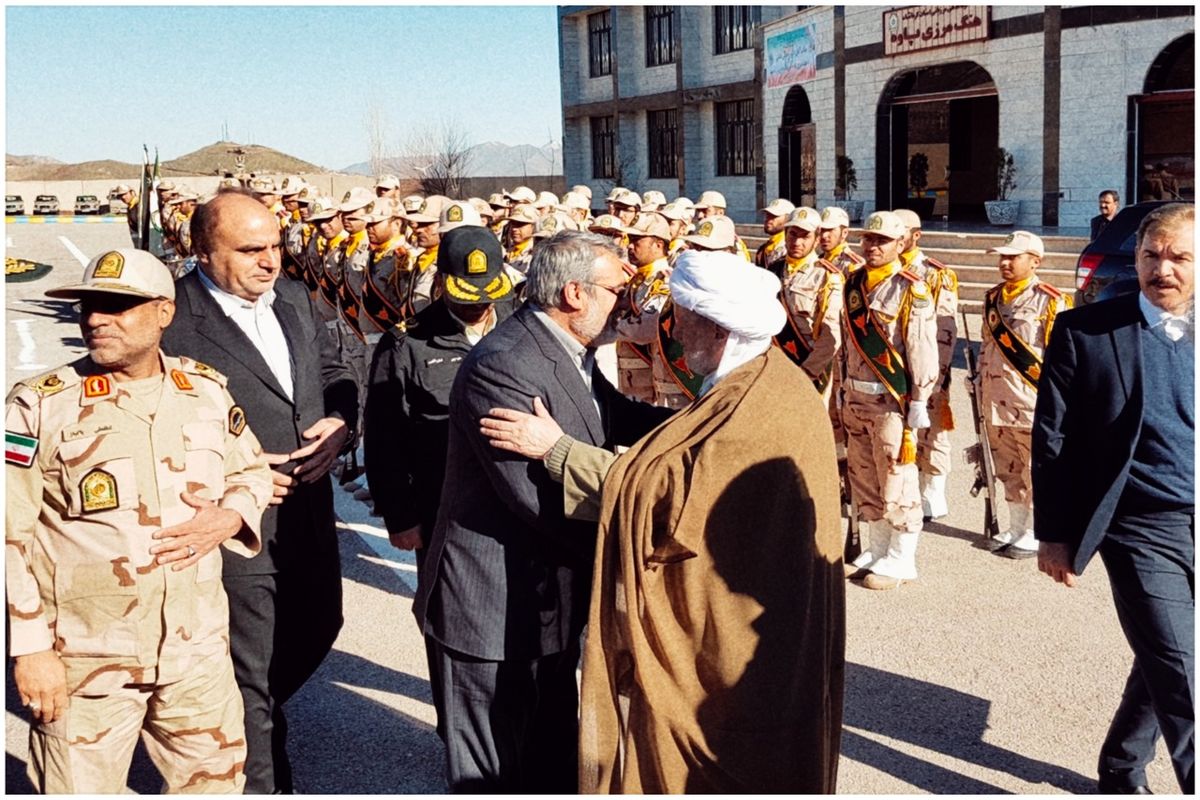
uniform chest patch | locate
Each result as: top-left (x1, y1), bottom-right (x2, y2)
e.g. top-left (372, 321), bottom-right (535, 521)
top-left (229, 405), bottom-right (246, 436)
top-left (80, 468), bottom-right (119, 512)
top-left (170, 369), bottom-right (193, 391)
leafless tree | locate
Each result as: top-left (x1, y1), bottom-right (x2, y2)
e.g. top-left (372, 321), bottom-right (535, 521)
top-left (400, 119), bottom-right (475, 197)
top-left (366, 107), bottom-right (391, 178)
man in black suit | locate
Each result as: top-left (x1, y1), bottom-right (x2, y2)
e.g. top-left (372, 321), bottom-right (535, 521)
top-left (161, 190), bottom-right (357, 793)
top-left (1033, 203), bottom-right (1193, 794)
top-left (1090, 190), bottom-right (1120, 241)
top-left (413, 230), bottom-right (671, 792)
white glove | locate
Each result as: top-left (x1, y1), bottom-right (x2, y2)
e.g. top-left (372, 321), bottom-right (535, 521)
top-left (907, 400), bottom-right (931, 430)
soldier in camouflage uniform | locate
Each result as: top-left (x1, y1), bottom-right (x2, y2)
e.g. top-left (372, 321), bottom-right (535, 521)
top-left (841, 211), bottom-right (939, 590)
top-left (976, 231), bottom-right (1072, 558)
top-left (772, 207), bottom-right (844, 404)
top-left (504, 203), bottom-right (540, 274)
top-left (818, 206), bottom-right (866, 274)
top-left (7, 249), bottom-right (273, 793)
top-left (358, 197), bottom-right (415, 342)
top-left (614, 214), bottom-right (692, 409)
top-left (405, 195), bottom-right (450, 313)
top-left (755, 197), bottom-right (795, 270)
top-left (894, 208), bottom-right (959, 519)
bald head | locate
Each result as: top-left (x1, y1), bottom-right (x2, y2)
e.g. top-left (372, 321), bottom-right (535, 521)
top-left (193, 189), bottom-right (283, 301)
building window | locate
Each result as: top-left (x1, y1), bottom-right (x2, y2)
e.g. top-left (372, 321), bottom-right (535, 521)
top-left (644, 6), bottom-right (676, 67)
top-left (591, 116), bottom-right (616, 179)
top-left (715, 99), bottom-right (756, 176)
top-left (587, 11), bottom-right (612, 78)
top-left (713, 6), bottom-right (761, 55)
top-left (647, 109), bottom-right (678, 179)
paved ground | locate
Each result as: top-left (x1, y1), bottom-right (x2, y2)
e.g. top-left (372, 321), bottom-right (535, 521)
top-left (3, 221), bottom-right (1177, 794)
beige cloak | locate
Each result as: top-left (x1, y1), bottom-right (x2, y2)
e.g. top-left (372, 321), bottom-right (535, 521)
top-left (579, 348), bottom-right (845, 793)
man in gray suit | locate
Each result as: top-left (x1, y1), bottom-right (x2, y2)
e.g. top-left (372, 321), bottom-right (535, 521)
top-left (161, 190), bottom-right (357, 793)
top-left (413, 231), bottom-right (671, 792)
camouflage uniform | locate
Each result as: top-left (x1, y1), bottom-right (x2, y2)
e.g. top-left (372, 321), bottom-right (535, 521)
top-left (904, 249), bottom-right (960, 515)
top-left (615, 258), bottom-right (691, 410)
top-left (504, 237), bottom-right (534, 275)
top-left (755, 231), bottom-right (787, 271)
top-left (282, 211), bottom-right (310, 284)
top-left (978, 275), bottom-right (1071, 533)
top-left (360, 236), bottom-right (415, 341)
top-left (842, 262), bottom-right (939, 581)
top-left (775, 251), bottom-right (844, 403)
top-left (6, 355), bottom-right (273, 794)
top-left (411, 245), bottom-right (440, 316)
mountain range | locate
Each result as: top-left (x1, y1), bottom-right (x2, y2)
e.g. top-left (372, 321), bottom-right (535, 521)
top-left (6, 140), bottom-right (562, 181)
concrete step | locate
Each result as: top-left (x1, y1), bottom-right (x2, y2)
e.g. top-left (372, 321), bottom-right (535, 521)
top-left (918, 245), bottom-right (1080, 270)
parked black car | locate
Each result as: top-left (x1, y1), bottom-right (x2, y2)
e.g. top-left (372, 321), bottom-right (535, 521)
top-left (1075, 200), bottom-right (1192, 305)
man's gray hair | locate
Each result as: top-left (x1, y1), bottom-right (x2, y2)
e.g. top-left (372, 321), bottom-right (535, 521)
top-left (524, 230), bottom-right (624, 308)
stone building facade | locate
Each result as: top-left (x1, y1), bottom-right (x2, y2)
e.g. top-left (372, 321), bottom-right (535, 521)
top-left (559, 6), bottom-right (1193, 227)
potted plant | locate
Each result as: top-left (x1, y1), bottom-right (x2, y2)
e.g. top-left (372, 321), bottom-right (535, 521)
top-left (907, 152), bottom-right (936, 219)
top-left (834, 155), bottom-right (863, 222)
top-left (984, 147), bottom-right (1020, 225)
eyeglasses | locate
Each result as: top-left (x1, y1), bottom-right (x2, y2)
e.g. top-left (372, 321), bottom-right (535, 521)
top-left (583, 281), bottom-right (629, 300)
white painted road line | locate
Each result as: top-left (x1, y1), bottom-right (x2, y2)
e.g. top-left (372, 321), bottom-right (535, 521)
top-left (57, 234), bottom-right (89, 266)
top-left (332, 478), bottom-right (419, 594)
top-left (12, 319), bottom-right (47, 372)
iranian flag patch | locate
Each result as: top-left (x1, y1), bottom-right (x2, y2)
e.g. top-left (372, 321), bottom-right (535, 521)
top-left (5, 431), bottom-right (38, 467)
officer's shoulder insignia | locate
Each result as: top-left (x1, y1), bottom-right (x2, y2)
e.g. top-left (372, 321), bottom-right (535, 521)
top-left (817, 258), bottom-right (839, 274)
top-left (184, 359), bottom-right (228, 387)
top-left (82, 375), bottom-right (112, 399)
top-left (228, 405), bottom-right (246, 437)
top-left (5, 430), bottom-right (38, 467)
top-left (92, 251), bottom-right (124, 279)
top-left (898, 268), bottom-right (922, 284)
top-left (30, 373), bottom-right (68, 397)
top-left (1037, 282), bottom-right (1063, 299)
top-left (924, 256), bottom-right (948, 271)
top-left (169, 369), bottom-right (193, 392)
top-left (80, 467), bottom-right (119, 513)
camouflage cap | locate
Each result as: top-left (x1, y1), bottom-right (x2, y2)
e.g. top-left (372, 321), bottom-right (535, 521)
top-left (535, 191), bottom-right (560, 209)
top-left (892, 208), bottom-right (922, 231)
top-left (762, 198), bottom-right (796, 218)
top-left (406, 195), bottom-right (450, 225)
top-left (307, 197), bottom-right (340, 222)
top-left (112, 183), bottom-right (133, 195)
top-left (682, 215), bottom-right (737, 250)
top-left (278, 176), bottom-right (306, 197)
top-left (783, 206), bottom-right (821, 232)
top-left (694, 190), bottom-right (727, 210)
top-left (611, 189), bottom-right (642, 209)
top-left (989, 230), bottom-right (1045, 258)
top-left (507, 203), bottom-right (541, 226)
top-left (621, 213), bottom-right (671, 241)
top-left (589, 213), bottom-right (625, 233)
top-left (248, 176), bottom-right (279, 195)
top-left (353, 197), bottom-right (400, 224)
top-left (374, 174), bottom-right (400, 190)
top-left (439, 200), bottom-right (483, 233)
top-left (505, 186), bottom-right (537, 205)
top-left (861, 210), bottom-right (906, 240)
top-left (818, 206), bottom-right (851, 229)
top-left (640, 190), bottom-right (667, 211)
top-left (46, 249), bottom-right (175, 301)
top-left (570, 184), bottom-right (593, 201)
top-left (402, 194), bottom-right (426, 213)
top-left (338, 186), bottom-right (375, 213)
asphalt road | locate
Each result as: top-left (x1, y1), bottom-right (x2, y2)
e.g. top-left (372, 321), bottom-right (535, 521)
top-left (3, 221), bottom-right (1177, 794)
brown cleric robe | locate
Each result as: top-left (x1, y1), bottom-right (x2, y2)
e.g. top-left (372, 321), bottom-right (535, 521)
top-left (579, 347), bottom-right (845, 794)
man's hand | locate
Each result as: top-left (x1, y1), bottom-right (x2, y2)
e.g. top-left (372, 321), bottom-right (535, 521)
top-left (150, 492), bottom-right (244, 571)
top-left (264, 452), bottom-right (296, 506)
top-left (907, 400), bottom-right (931, 430)
top-left (480, 397), bottom-right (564, 460)
top-left (290, 418), bottom-right (349, 483)
top-left (14, 649), bottom-right (69, 724)
top-left (1037, 541), bottom-right (1078, 588)
top-left (389, 524), bottom-right (424, 551)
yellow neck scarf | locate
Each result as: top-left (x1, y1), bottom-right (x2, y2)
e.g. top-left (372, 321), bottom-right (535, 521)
top-left (865, 259), bottom-right (901, 293)
top-left (1001, 276), bottom-right (1034, 305)
top-left (784, 250), bottom-right (816, 276)
top-left (417, 245), bottom-right (439, 272)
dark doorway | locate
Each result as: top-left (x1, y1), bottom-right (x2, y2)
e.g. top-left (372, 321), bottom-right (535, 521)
top-left (1130, 33), bottom-right (1194, 202)
top-left (779, 85), bottom-right (816, 207)
top-left (876, 62), bottom-right (998, 223)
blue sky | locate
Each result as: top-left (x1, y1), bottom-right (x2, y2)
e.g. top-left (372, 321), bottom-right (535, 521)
top-left (5, 5), bottom-right (564, 169)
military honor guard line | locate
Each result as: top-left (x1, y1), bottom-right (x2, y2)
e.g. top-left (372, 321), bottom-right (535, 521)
top-left (7, 173), bottom-right (1193, 794)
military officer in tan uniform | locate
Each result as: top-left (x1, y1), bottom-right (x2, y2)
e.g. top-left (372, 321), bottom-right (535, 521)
top-left (659, 202), bottom-right (691, 263)
top-left (693, 190), bottom-right (753, 262)
top-left (358, 197), bottom-right (413, 342)
top-left (305, 197), bottom-right (347, 325)
top-left (772, 207), bottom-right (844, 402)
top-left (841, 211), bottom-right (939, 590)
top-left (7, 249), bottom-right (273, 793)
top-left (818, 206), bottom-right (866, 273)
top-left (976, 231), bottom-right (1072, 558)
top-left (375, 174), bottom-right (401, 200)
top-left (610, 189), bottom-right (641, 228)
top-left (894, 208), bottom-right (959, 519)
top-left (113, 183), bottom-right (141, 248)
top-left (755, 197), bottom-right (795, 270)
top-left (504, 203), bottom-right (540, 273)
top-left (680, 214), bottom-right (739, 255)
top-left (406, 195), bottom-right (450, 312)
top-left (614, 214), bottom-right (693, 408)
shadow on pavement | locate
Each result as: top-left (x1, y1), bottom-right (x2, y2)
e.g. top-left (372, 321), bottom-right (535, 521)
top-left (843, 662), bottom-right (1094, 793)
top-left (344, 549), bottom-right (416, 599)
top-left (16, 298), bottom-right (76, 325)
top-left (924, 518), bottom-right (985, 544)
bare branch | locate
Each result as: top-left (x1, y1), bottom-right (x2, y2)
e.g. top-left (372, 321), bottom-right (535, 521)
top-left (398, 118), bottom-right (475, 197)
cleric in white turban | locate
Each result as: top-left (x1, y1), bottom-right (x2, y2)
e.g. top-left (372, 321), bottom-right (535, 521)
top-left (479, 249), bottom-right (847, 793)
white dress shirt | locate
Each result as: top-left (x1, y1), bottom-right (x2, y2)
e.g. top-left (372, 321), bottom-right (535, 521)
top-left (197, 268), bottom-right (295, 399)
top-left (1139, 292), bottom-right (1194, 342)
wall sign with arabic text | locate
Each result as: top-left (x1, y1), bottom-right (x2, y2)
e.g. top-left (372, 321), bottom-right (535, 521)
top-left (765, 24), bottom-right (817, 89)
top-left (883, 6), bottom-right (988, 56)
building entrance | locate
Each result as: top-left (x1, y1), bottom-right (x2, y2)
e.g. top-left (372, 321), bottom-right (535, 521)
top-left (1131, 33), bottom-right (1193, 203)
top-left (778, 85), bottom-right (816, 208)
top-left (877, 61), bottom-right (998, 223)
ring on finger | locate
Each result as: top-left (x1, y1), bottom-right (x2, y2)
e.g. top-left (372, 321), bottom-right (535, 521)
top-left (187, 544), bottom-right (196, 558)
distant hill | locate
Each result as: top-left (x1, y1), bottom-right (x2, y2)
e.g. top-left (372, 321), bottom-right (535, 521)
top-left (7, 159), bottom-right (140, 181)
top-left (342, 141), bottom-right (562, 178)
top-left (5, 141), bottom-right (326, 182)
top-left (162, 141), bottom-right (324, 177)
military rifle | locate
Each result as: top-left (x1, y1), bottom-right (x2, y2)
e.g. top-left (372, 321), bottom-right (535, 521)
top-left (836, 380), bottom-right (861, 561)
top-left (960, 310), bottom-right (1001, 539)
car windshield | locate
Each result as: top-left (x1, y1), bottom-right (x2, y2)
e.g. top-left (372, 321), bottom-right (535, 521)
top-left (36, 196), bottom-right (54, 201)
top-left (6, 196), bottom-right (18, 201)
